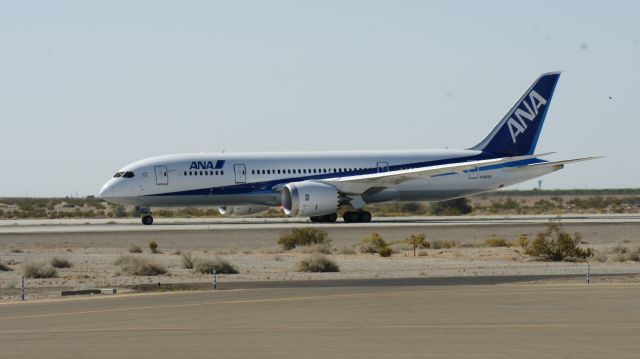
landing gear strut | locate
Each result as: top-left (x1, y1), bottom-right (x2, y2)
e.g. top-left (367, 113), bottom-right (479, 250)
top-left (309, 213), bottom-right (338, 223)
top-left (343, 211), bottom-right (372, 223)
top-left (142, 215), bottom-right (154, 225)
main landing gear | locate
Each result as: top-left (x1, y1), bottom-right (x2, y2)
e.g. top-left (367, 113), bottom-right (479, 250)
top-left (309, 213), bottom-right (338, 223)
top-left (342, 211), bottom-right (372, 223)
top-left (310, 211), bottom-right (372, 223)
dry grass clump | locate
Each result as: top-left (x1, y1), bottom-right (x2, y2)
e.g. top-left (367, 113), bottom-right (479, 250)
top-left (149, 241), bottom-right (159, 254)
top-left (0, 262), bottom-right (12, 271)
top-left (360, 233), bottom-right (387, 253)
top-left (483, 237), bottom-right (511, 247)
top-left (181, 252), bottom-right (194, 269)
top-left (9, 247), bottom-right (23, 253)
top-left (609, 244), bottom-right (640, 262)
top-left (278, 228), bottom-right (331, 250)
top-left (128, 244), bottom-right (142, 253)
top-left (378, 246), bottom-right (393, 257)
top-left (293, 243), bottom-right (332, 254)
top-left (114, 255), bottom-right (167, 276)
top-left (334, 246), bottom-right (356, 255)
top-left (22, 262), bottom-right (58, 278)
top-left (193, 257), bottom-right (239, 274)
top-left (593, 251), bottom-right (608, 263)
top-left (50, 257), bottom-right (72, 268)
top-left (296, 254), bottom-right (339, 272)
top-left (429, 240), bottom-right (458, 249)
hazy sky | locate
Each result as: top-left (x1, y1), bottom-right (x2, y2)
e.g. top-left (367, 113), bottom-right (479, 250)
top-left (1, 1), bottom-right (638, 197)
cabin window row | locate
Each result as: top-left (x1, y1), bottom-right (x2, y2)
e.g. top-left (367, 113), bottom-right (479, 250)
top-left (184, 170), bottom-right (224, 176)
top-left (250, 168), bottom-right (369, 175)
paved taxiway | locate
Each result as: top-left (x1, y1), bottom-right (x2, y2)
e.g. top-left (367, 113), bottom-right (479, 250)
top-left (2, 214), bottom-right (640, 234)
top-left (1, 283), bottom-right (639, 358)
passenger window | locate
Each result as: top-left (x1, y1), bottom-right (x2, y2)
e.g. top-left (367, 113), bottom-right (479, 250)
top-left (277, 169), bottom-right (281, 174)
top-left (210, 171), bottom-right (214, 175)
top-left (194, 171), bottom-right (198, 176)
top-left (183, 171), bottom-right (187, 176)
top-left (189, 171), bottom-right (192, 176)
top-left (221, 170), bottom-right (224, 175)
top-left (303, 169), bottom-right (306, 174)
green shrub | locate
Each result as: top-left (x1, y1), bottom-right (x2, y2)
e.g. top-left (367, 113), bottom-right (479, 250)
top-left (193, 257), bottom-right (239, 274)
top-left (523, 221), bottom-right (593, 261)
top-left (181, 252), bottom-right (194, 269)
top-left (360, 233), bottom-right (387, 253)
top-left (149, 241), bottom-right (159, 254)
top-left (23, 262), bottom-right (58, 278)
top-left (114, 256), bottom-right (167, 276)
top-left (378, 246), bottom-right (393, 257)
top-left (0, 262), bottom-right (12, 271)
top-left (50, 257), bottom-right (72, 268)
top-left (278, 228), bottom-right (331, 250)
top-left (128, 244), bottom-right (142, 253)
top-left (405, 234), bottom-right (428, 255)
top-left (296, 254), bottom-right (339, 272)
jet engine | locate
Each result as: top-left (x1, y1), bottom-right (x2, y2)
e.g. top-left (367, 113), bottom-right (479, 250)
top-left (281, 181), bottom-right (340, 217)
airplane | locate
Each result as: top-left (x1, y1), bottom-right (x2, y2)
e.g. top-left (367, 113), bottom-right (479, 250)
top-left (99, 72), bottom-right (597, 225)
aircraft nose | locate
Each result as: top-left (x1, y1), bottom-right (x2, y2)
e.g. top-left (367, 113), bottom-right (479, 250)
top-left (98, 181), bottom-right (114, 199)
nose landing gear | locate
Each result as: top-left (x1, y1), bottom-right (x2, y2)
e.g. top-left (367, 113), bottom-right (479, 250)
top-left (142, 215), bottom-right (154, 225)
top-left (135, 206), bottom-right (154, 225)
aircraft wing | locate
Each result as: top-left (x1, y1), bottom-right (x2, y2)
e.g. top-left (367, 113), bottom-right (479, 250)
top-left (317, 153), bottom-right (552, 195)
top-left (504, 156), bottom-right (601, 172)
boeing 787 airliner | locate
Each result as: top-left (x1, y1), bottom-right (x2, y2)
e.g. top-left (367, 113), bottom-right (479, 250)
top-left (99, 72), bottom-right (596, 225)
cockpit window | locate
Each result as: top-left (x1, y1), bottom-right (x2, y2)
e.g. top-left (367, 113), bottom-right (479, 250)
top-left (113, 172), bottom-right (124, 178)
top-left (122, 171), bottom-right (135, 178)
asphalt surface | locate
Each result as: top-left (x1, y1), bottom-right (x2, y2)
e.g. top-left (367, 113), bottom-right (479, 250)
top-left (1, 283), bottom-right (639, 358)
top-left (2, 214), bottom-right (640, 233)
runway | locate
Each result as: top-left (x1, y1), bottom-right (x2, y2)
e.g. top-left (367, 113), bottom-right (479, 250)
top-left (2, 213), bottom-right (640, 234)
top-left (1, 283), bottom-right (639, 358)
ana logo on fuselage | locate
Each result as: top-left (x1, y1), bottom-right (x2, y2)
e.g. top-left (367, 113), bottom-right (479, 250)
top-left (507, 90), bottom-right (547, 144)
top-left (190, 161), bottom-right (216, 170)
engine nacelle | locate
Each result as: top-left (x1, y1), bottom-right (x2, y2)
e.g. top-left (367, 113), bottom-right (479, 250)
top-left (281, 181), bottom-right (340, 217)
top-left (217, 206), bottom-right (269, 216)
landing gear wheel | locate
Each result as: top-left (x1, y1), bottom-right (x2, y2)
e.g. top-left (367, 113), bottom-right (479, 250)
top-left (310, 213), bottom-right (338, 223)
top-left (358, 211), bottom-right (372, 223)
top-left (343, 211), bottom-right (372, 223)
top-left (142, 215), bottom-right (154, 225)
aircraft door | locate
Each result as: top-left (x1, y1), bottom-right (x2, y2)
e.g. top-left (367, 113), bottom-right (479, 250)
top-left (377, 161), bottom-right (389, 173)
top-left (154, 166), bottom-right (169, 185)
top-left (234, 164), bottom-right (246, 184)
top-left (468, 166), bottom-right (479, 179)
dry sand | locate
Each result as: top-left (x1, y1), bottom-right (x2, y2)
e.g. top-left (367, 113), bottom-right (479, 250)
top-left (1, 221), bottom-right (639, 300)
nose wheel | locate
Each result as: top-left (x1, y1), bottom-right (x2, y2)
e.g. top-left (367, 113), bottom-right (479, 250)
top-left (142, 215), bottom-right (154, 225)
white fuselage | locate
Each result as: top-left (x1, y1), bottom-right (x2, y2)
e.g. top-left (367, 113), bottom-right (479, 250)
top-left (98, 149), bottom-right (554, 208)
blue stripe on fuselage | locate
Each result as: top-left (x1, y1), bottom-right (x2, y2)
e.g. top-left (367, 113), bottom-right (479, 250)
top-left (149, 153), bottom-right (545, 197)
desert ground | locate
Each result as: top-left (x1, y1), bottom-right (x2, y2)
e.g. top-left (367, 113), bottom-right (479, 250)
top-left (1, 217), bottom-right (639, 301)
